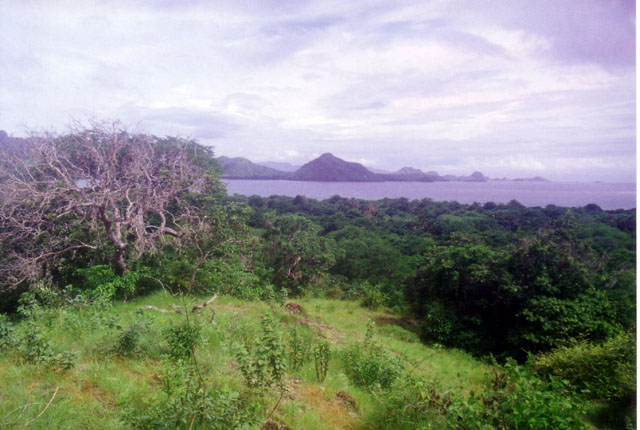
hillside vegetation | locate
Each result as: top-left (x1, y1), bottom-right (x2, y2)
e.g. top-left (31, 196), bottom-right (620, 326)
top-left (0, 125), bottom-right (635, 429)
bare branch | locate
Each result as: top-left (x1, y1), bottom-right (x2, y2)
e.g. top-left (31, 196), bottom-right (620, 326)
top-left (0, 122), bottom-right (219, 288)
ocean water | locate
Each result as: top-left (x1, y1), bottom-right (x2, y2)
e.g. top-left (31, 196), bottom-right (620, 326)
top-left (222, 180), bottom-right (636, 210)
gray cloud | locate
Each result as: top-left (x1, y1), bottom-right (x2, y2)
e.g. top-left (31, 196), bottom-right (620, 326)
top-left (0, 0), bottom-right (634, 182)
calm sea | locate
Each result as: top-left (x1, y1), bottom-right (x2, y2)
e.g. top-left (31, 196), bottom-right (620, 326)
top-left (222, 180), bottom-right (636, 210)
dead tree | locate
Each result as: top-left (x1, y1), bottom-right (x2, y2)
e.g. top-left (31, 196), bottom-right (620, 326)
top-left (0, 121), bottom-right (219, 290)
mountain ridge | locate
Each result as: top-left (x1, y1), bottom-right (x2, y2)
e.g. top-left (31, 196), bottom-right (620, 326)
top-left (216, 153), bottom-right (497, 182)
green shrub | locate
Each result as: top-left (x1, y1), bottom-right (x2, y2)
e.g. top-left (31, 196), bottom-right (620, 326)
top-left (111, 311), bottom-right (153, 357)
top-left (288, 326), bottom-right (313, 372)
top-left (365, 361), bottom-right (586, 430)
top-left (313, 339), bottom-right (330, 382)
top-left (419, 302), bottom-right (479, 350)
top-left (362, 377), bottom-right (452, 430)
top-left (0, 314), bottom-right (15, 350)
top-left (20, 322), bottom-right (76, 370)
top-left (449, 359), bottom-right (587, 430)
top-left (361, 284), bottom-right (388, 309)
top-left (165, 321), bottom-right (201, 361)
top-left (533, 332), bottom-right (636, 403)
top-left (125, 361), bottom-right (261, 430)
top-left (343, 321), bottom-right (401, 389)
top-left (76, 265), bottom-right (139, 300)
top-left (113, 325), bottom-right (141, 357)
top-left (343, 343), bottom-right (401, 389)
top-left (233, 314), bottom-right (287, 389)
top-left (21, 322), bottom-right (54, 364)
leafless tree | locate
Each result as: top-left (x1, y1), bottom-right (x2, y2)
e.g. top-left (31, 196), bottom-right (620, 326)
top-left (0, 122), bottom-right (219, 290)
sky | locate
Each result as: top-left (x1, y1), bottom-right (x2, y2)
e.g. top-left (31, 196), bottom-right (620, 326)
top-left (0, 0), bottom-right (636, 182)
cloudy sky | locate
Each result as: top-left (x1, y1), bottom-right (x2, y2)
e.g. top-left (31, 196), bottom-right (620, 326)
top-left (1, 0), bottom-right (635, 181)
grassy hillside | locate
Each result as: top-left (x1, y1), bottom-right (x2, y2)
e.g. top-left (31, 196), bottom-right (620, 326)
top-left (0, 292), bottom-right (492, 430)
top-left (1, 291), bottom-right (621, 430)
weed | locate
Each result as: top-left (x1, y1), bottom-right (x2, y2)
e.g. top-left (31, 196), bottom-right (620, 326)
top-left (343, 320), bottom-right (401, 389)
top-left (165, 321), bottom-right (201, 361)
top-left (450, 360), bottom-right (587, 430)
top-left (113, 325), bottom-right (141, 356)
top-left (365, 360), bottom-right (586, 430)
top-left (313, 339), bottom-right (330, 382)
top-left (364, 319), bottom-right (375, 348)
top-left (234, 313), bottom-right (287, 389)
top-left (20, 321), bottom-right (76, 370)
top-left (21, 322), bottom-right (54, 364)
top-left (288, 326), bottom-right (313, 372)
top-left (125, 361), bottom-right (261, 429)
top-left (0, 314), bottom-right (15, 350)
top-left (343, 343), bottom-right (401, 389)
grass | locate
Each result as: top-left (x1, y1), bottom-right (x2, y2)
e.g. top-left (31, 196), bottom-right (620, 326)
top-left (0, 292), bottom-right (494, 429)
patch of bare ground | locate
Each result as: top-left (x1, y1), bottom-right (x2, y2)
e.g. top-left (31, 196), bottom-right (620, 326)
top-left (284, 302), bottom-right (305, 314)
top-left (77, 381), bottom-right (116, 409)
top-left (283, 380), bottom-right (359, 430)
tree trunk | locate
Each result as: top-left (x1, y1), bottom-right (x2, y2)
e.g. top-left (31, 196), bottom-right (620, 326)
top-left (113, 248), bottom-right (127, 276)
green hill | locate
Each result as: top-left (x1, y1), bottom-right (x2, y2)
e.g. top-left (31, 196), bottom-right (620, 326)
top-left (293, 153), bottom-right (382, 182)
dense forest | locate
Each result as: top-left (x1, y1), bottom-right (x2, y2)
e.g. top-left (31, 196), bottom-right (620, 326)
top-left (0, 126), bottom-right (635, 429)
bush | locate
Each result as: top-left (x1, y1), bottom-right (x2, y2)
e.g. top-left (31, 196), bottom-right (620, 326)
top-left (20, 322), bottom-right (76, 370)
top-left (343, 343), bottom-right (401, 389)
top-left (343, 321), bottom-right (401, 389)
top-left (165, 321), bottom-right (201, 361)
top-left (76, 265), bottom-right (139, 300)
top-left (125, 361), bottom-right (261, 430)
top-left (364, 360), bottom-right (587, 430)
top-left (288, 326), bottom-right (313, 372)
top-left (0, 314), bottom-right (15, 350)
top-left (233, 314), bottom-right (287, 389)
top-left (451, 359), bottom-right (587, 430)
top-left (112, 312), bottom-right (153, 357)
top-left (362, 377), bottom-right (452, 430)
top-left (533, 332), bottom-right (636, 403)
top-left (113, 325), bottom-right (142, 357)
top-left (419, 302), bottom-right (480, 350)
top-left (313, 339), bottom-right (330, 382)
top-left (361, 284), bottom-right (388, 310)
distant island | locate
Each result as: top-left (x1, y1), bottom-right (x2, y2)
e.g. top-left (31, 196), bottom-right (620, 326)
top-left (217, 152), bottom-right (545, 183)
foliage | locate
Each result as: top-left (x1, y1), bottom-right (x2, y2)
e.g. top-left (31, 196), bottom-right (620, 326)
top-left (366, 361), bottom-right (586, 430)
top-left (288, 325), bottom-right (313, 372)
top-left (313, 338), bottom-right (331, 382)
top-left (450, 360), bottom-right (587, 430)
top-left (233, 313), bottom-right (287, 389)
top-left (533, 331), bottom-right (636, 403)
top-left (262, 214), bottom-right (338, 294)
top-left (111, 310), bottom-right (153, 357)
top-left (408, 236), bottom-right (623, 355)
top-left (76, 265), bottom-right (139, 300)
top-left (165, 320), bottom-right (202, 362)
top-left (113, 325), bottom-right (141, 357)
top-left (343, 321), bottom-right (402, 389)
top-left (361, 283), bottom-right (388, 310)
top-left (126, 361), bottom-right (261, 430)
top-left (0, 314), bottom-right (15, 350)
top-left (20, 321), bottom-right (76, 370)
